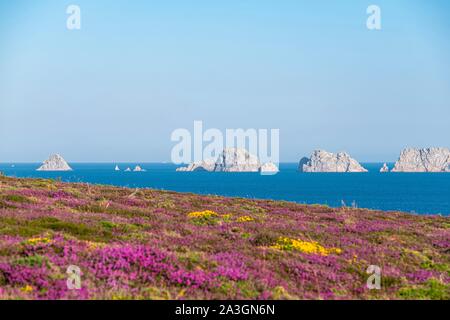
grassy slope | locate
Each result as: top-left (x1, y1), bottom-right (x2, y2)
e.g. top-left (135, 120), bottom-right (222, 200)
top-left (0, 175), bottom-right (449, 300)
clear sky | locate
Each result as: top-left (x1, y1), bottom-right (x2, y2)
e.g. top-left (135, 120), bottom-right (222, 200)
top-left (1, 0), bottom-right (449, 162)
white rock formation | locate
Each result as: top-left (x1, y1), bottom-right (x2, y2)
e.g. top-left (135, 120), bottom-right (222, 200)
top-left (391, 147), bottom-right (450, 172)
top-left (133, 165), bottom-right (146, 172)
top-left (115, 165), bottom-right (120, 171)
top-left (259, 162), bottom-right (279, 174)
top-left (176, 159), bottom-right (216, 172)
top-left (380, 163), bottom-right (389, 173)
top-left (213, 148), bottom-right (260, 172)
top-left (37, 154), bottom-right (72, 171)
top-left (299, 150), bottom-right (367, 173)
top-left (176, 148), bottom-right (270, 172)
top-left (124, 167), bottom-right (131, 172)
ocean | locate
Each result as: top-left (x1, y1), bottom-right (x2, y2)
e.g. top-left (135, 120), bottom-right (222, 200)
top-left (1, 163), bottom-right (449, 215)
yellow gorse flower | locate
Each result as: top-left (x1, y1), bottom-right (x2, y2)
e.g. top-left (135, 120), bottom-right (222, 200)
top-left (26, 237), bottom-right (52, 245)
top-left (21, 285), bottom-right (33, 293)
top-left (85, 240), bottom-right (106, 250)
top-left (187, 210), bottom-right (219, 219)
top-left (271, 237), bottom-right (342, 256)
top-left (236, 215), bottom-right (254, 222)
top-left (176, 289), bottom-right (186, 299)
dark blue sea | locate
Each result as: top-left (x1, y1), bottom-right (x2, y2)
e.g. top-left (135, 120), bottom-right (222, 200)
top-left (1, 163), bottom-right (449, 215)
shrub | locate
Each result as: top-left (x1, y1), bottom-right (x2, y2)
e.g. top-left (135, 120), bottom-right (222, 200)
top-left (251, 232), bottom-right (279, 246)
top-left (0, 194), bottom-right (32, 203)
top-left (187, 210), bottom-right (221, 225)
top-left (271, 237), bottom-right (342, 256)
top-left (398, 279), bottom-right (449, 300)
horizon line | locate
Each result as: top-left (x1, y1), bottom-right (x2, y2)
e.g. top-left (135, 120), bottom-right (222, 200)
top-left (0, 161), bottom-right (397, 164)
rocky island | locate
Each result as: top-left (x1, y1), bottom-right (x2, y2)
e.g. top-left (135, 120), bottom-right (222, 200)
top-left (36, 154), bottom-right (72, 171)
top-left (380, 163), bottom-right (389, 173)
top-left (391, 147), bottom-right (450, 172)
top-left (133, 165), bottom-right (146, 172)
top-left (214, 148), bottom-right (260, 172)
top-left (259, 162), bottom-right (279, 174)
top-left (299, 150), bottom-right (367, 172)
top-left (176, 159), bottom-right (216, 172)
top-left (177, 148), bottom-right (278, 173)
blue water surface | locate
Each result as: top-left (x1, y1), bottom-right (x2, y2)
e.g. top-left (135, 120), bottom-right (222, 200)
top-left (1, 163), bottom-right (449, 215)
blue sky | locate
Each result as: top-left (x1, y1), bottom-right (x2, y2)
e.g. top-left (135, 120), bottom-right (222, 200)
top-left (1, 0), bottom-right (449, 162)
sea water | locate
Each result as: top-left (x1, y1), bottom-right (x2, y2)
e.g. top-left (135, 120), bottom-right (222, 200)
top-left (1, 163), bottom-right (449, 215)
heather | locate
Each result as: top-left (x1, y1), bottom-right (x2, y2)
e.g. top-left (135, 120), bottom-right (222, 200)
top-left (0, 175), bottom-right (448, 300)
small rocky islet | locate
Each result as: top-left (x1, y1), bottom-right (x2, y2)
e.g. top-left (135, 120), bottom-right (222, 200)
top-left (36, 154), bottom-right (72, 172)
top-left (392, 147), bottom-right (450, 172)
top-left (298, 150), bottom-right (368, 173)
top-left (0, 174), bottom-right (448, 300)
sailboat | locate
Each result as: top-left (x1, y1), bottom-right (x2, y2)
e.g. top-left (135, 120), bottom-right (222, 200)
top-left (115, 165), bottom-right (120, 171)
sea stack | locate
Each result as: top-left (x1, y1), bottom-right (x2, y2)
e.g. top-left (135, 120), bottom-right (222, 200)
top-left (176, 148), bottom-right (271, 172)
top-left (380, 163), bottom-right (389, 173)
top-left (214, 148), bottom-right (260, 172)
top-left (176, 159), bottom-right (216, 172)
top-left (37, 154), bottom-right (72, 171)
top-left (115, 165), bottom-right (120, 171)
top-left (391, 147), bottom-right (450, 172)
top-left (259, 162), bottom-right (279, 174)
top-left (133, 165), bottom-right (146, 172)
top-left (299, 150), bottom-right (367, 172)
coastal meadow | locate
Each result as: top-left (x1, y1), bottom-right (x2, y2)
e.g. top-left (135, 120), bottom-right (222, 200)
top-left (0, 175), bottom-right (448, 300)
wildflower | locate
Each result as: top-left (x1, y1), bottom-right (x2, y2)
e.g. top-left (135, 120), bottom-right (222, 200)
top-left (222, 214), bottom-right (232, 222)
top-left (272, 286), bottom-right (296, 300)
top-left (187, 210), bottom-right (222, 225)
top-left (187, 210), bottom-right (218, 219)
top-left (21, 285), bottom-right (33, 293)
top-left (85, 241), bottom-right (105, 250)
top-left (26, 237), bottom-right (52, 245)
top-left (271, 237), bottom-right (342, 256)
top-left (176, 289), bottom-right (186, 299)
top-left (236, 216), bottom-right (254, 222)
